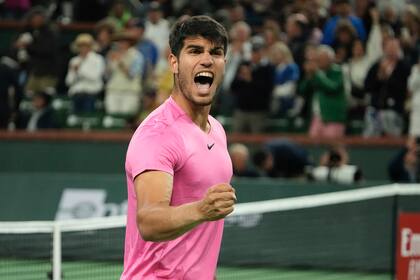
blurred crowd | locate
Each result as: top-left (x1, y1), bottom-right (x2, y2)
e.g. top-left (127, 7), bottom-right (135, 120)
top-left (0, 0), bottom-right (419, 140)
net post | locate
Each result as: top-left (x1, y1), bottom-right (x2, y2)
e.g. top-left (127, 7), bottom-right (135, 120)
top-left (53, 222), bottom-right (62, 280)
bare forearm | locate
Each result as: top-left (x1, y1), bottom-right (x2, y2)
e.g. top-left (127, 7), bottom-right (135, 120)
top-left (137, 201), bottom-right (204, 242)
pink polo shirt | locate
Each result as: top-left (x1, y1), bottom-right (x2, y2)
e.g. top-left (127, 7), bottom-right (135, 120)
top-left (121, 96), bottom-right (233, 280)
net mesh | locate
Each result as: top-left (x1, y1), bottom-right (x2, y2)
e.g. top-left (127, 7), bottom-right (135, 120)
top-left (0, 184), bottom-right (419, 280)
top-left (0, 232), bottom-right (52, 280)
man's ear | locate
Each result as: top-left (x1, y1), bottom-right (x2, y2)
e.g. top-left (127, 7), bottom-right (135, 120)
top-left (169, 53), bottom-right (178, 74)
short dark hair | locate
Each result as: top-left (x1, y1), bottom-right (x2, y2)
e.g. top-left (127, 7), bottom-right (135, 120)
top-left (169, 15), bottom-right (228, 58)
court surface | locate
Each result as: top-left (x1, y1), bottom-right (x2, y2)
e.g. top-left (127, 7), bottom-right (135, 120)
top-left (0, 259), bottom-right (391, 280)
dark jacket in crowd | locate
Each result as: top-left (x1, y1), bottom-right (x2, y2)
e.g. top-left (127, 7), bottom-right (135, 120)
top-left (22, 24), bottom-right (59, 76)
top-left (0, 56), bottom-right (22, 128)
top-left (364, 60), bottom-right (411, 114)
top-left (230, 60), bottom-right (275, 112)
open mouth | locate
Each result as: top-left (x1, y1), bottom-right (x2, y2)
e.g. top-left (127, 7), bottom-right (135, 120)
top-left (194, 71), bottom-right (214, 89)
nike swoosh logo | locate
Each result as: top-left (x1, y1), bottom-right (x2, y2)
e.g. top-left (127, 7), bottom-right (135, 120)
top-left (207, 143), bottom-right (215, 150)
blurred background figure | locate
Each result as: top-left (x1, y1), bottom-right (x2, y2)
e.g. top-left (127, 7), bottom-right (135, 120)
top-left (299, 45), bottom-right (347, 138)
top-left (322, 0), bottom-right (366, 46)
top-left (363, 38), bottom-right (410, 137)
top-left (105, 30), bottom-right (143, 118)
top-left (388, 137), bottom-right (418, 183)
top-left (0, 54), bottom-right (22, 129)
top-left (217, 21), bottom-right (252, 116)
top-left (1, 0), bottom-right (31, 19)
top-left (17, 91), bottom-right (55, 131)
top-left (104, 0), bottom-right (132, 31)
top-left (125, 18), bottom-right (159, 90)
top-left (341, 7), bottom-right (382, 124)
top-left (284, 13), bottom-right (313, 72)
top-left (144, 1), bottom-right (170, 66)
top-left (253, 139), bottom-right (311, 179)
top-left (331, 19), bottom-right (358, 64)
top-left (229, 143), bottom-right (259, 177)
top-left (65, 34), bottom-right (105, 115)
top-left (310, 144), bottom-right (363, 184)
top-left (94, 19), bottom-right (116, 58)
top-left (14, 6), bottom-right (59, 96)
top-left (230, 37), bottom-right (274, 133)
top-left (269, 42), bottom-right (300, 117)
top-left (408, 56), bottom-right (420, 139)
top-left (399, 4), bottom-right (420, 67)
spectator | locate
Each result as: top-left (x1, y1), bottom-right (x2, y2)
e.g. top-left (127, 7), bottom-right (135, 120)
top-left (125, 18), bottom-right (159, 86)
top-left (310, 144), bottom-right (363, 184)
top-left (284, 13), bottom-right (312, 71)
top-left (229, 143), bottom-right (260, 177)
top-left (2, 0), bottom-right (31, 19)
top-left (105, 30), bottom-right (143, 117)
top-left (230, 37), bottom-right (275, 133)
top-left (342, 8), bottom-right (382, 121)
top-left (0, 54), bottom-right (22, 129)
top-left (14, 6), bottom-right (59, 96)
top-left (299, 45), bottom-right (347, 138)
top-left (408, 58), bottom-right (420, 138)
top-left (105, 0), bottom-right (132, 31)
top-left (219, 21), bottom-right (252, 116)
top-left (354, 0), bottom-right (375, 37)
top-left (400, 4), bottom-right (420, 67)
top-left (269, 42), bottom-right (300, 117)
top-left (17, 91), bottom-right (55, 131)
top-left (364, 38), bottom-right (411, 137)
top-left (222, 21), bottom-right (252, 94)
top-left (388, 138), bottom-right (418, 183)
top-left (332, 19), bottom-right (358, 64)
top-left (144, 1), bottom-right (170, 66)
top-left (253, 139), bottom-right (311, 178)
top-left (381, 4), bottom-right (403, 38)
top-left (322, 0), bottom-right (366, 46)
top-left (94, 19), bottom-right (116, 58)
top-left (65, 34), bottom-right (105, 115)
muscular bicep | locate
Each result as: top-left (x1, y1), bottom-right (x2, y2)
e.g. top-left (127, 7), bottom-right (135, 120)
top-left (134, 171), bottom-right (174, 210)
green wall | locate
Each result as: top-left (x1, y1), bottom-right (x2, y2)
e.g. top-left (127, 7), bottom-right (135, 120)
top-left (0, 139), bottom-right (401, 181)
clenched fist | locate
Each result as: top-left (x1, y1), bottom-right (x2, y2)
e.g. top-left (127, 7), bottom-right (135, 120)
top-left (198, 183), bottom-right (237, 221)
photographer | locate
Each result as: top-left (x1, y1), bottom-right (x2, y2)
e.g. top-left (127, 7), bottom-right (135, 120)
top-left (310, 145), bottom-right (363, 184)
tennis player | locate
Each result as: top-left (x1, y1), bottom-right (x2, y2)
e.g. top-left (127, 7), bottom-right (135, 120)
top-left (121, 16), bottom-right (236, 280)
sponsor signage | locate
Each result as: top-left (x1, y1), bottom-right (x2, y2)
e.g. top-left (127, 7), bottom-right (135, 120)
top-left (396, 212), bottom-right (420, 280)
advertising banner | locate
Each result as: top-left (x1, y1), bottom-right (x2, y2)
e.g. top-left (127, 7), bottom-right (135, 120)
top-left (396, 212), bottom-right (420, 280)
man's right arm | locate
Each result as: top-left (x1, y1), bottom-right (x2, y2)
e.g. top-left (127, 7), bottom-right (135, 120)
top-left (135, 171), bottom-right (236, 242)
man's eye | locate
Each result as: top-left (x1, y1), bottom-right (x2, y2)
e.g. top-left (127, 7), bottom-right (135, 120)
top-left (190, 49), bottom-right (201, 54)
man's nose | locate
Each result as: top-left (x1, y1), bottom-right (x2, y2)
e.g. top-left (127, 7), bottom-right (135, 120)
top-left (200, 52), bottom-right (214, 67)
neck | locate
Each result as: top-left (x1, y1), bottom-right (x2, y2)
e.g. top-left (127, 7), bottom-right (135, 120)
top-left (171, 90), bottom-right (211, 133)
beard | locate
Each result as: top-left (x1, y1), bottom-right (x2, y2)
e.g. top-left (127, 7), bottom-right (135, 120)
top-left (176, 71), bottom-right (216, 107)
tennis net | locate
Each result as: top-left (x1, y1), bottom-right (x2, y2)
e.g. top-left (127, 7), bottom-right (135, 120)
top-left (0, 183), bottom-right (419, 280)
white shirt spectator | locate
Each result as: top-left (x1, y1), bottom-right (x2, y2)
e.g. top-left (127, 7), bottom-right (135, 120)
top-left (65, 51), bottom-right (105, 96)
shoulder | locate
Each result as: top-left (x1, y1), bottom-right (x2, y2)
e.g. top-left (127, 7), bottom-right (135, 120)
top-left (131, 99), bottom-right (186, 144)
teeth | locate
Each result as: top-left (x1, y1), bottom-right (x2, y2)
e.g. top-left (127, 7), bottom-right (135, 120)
top-left (195, 72), bottom-right (213, 78)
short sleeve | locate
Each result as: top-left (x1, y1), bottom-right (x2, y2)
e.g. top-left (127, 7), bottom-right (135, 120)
top-left (126, 127), bottom-right (184, 180)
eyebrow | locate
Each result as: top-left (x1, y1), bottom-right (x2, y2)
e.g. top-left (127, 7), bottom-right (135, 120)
top-left (185, 44), bottom-right (224, 53)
